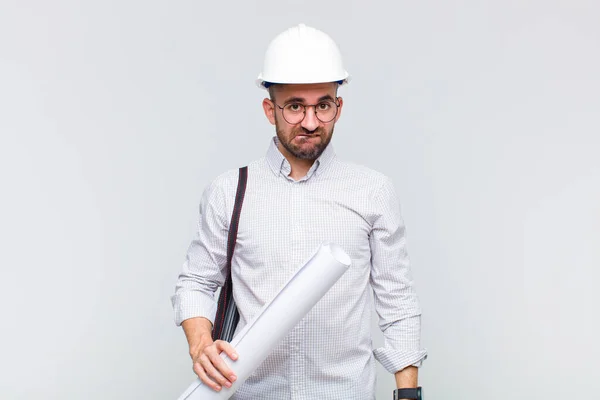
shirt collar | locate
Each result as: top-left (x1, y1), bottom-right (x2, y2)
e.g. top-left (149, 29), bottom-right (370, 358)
top-left (266, 136), bottom-right (336, 181)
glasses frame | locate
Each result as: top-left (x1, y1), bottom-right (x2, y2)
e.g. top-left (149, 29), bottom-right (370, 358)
top-left (274, 98), bottom-right (341, 125)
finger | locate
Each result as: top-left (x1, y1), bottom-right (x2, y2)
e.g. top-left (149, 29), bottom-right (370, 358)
top-left (193, 361), bottom-right (222, 392)
top-left (207, 344), bottom-right (237, 383)
top-left (216, 340), bottom-right (239, 361)
top-left (199, 353), bottom-right (233, 389)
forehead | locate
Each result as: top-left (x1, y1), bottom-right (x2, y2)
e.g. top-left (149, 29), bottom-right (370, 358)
top-left (272, 82), bottom-right (337, 102)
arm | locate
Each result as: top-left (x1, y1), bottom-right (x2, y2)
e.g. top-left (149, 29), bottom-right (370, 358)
top-left (395, 366), bottom-right (420, 400)
top-left (171, 178), bottom-right (229, 327)
top-left (171, 175), bottom-right (239, 391)
top-left (395, 365), bottom-right (418, 389)
top-left (182, 316), bottom-right (213, 353)
top-left (369, 178), bottom-right (427, 388)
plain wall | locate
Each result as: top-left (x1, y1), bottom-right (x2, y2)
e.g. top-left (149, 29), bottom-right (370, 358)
top-left (1, 1), bottom-right (598, 399)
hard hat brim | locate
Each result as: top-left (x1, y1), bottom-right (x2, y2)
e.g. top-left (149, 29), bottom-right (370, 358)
top-left (256, 74), bottom-right (351, 89)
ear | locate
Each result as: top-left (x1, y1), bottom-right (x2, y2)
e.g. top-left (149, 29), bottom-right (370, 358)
top-left (334, 96), bottom-right (344, 122)
top-left (262, 98), bottom-right (276, 125)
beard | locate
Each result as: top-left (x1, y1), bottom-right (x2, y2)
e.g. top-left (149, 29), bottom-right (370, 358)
top-left (275, 123), bottom-right (334, 161)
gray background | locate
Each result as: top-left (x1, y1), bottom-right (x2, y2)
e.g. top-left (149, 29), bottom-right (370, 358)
top-left (1, 0), bottom-right (599, 399)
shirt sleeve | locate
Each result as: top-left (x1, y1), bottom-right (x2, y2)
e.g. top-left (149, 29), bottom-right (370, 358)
top-left (171, 177), bottom-right (231, 327)
top-left (369, 178), bottom-right (428, 373)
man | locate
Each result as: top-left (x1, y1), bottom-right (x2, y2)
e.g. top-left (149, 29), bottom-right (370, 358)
top-left (172, 24), bottom-right (427, 400)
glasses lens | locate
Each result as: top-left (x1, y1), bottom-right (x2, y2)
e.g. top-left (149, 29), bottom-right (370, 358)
top-left (283, 104), bottom-right (305, 124)
top-left (315, 101), bottom-right (337, 123)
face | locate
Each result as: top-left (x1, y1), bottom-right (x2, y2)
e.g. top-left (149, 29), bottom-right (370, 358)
top-left (262, 82), bottom-right (344, 161)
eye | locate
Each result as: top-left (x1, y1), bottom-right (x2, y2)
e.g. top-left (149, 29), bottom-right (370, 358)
top-left (286, 103), bottom-right (303, 113)
top-left (317, 102), bottom-right (331, 111)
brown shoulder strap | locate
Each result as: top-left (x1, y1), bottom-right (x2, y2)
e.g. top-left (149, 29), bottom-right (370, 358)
top-left (212, 166), bottom-right (248, 341)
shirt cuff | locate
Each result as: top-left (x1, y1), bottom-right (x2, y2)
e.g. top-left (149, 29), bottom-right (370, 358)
top-left (171, 291), bottom-right (217, 326)
top-left (373, 347), bottom-right (428, 374)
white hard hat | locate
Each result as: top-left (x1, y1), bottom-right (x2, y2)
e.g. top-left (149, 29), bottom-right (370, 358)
top-left (256, 24), bottom-right (351, 89)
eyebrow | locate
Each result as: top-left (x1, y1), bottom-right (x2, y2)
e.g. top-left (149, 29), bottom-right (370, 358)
top-left (282, 94), bottom-right (336, 104)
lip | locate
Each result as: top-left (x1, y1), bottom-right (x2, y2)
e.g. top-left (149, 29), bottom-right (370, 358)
top-left (294, 135), bottom-right (318, 142)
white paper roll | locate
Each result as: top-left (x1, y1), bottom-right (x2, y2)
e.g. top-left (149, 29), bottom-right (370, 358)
top-left (178, 242), bottom-right (351, 400)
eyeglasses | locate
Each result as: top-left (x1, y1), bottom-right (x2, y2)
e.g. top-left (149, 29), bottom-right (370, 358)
top-left (275, 99), bottom-right (340, 124)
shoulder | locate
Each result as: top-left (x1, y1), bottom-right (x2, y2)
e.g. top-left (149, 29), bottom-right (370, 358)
top-left (204, 157), bottom-right (268, 196)
top-left (205, 168), bottom-right (239, 194)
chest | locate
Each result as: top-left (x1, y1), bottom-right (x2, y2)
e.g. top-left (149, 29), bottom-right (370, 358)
top-left (231, 178), bottom-right (373, 298)
top-left (239, 179), bottom-right (371, 256)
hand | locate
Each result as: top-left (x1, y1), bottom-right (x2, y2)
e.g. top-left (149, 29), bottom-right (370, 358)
top-left (190, 335), bottom-right (239, 392)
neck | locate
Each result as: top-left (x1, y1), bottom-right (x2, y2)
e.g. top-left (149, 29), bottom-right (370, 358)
top-left (277, 143), bottom-right (316, 181)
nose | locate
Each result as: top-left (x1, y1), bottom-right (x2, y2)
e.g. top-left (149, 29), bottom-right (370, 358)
top-left (301, 106), bottom-right (319, 132)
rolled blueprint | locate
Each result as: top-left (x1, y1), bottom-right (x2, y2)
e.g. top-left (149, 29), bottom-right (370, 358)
top-left (178, 242), bottom-right (351, 400)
